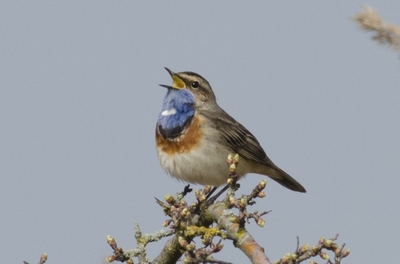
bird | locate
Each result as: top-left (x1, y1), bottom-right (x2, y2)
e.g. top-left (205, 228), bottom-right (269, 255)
top-left (155, 68), bottom-right (306, 193)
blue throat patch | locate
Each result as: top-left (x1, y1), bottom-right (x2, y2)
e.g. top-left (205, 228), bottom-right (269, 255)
top-left (158, 89), bottom-right (195, 139)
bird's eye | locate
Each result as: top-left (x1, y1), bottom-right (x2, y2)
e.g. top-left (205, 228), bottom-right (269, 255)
top-left (191, 81), bottom-right (199, 88)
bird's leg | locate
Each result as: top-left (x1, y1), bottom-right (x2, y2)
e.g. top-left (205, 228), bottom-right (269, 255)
top-left (203, 154), bottom-right (241, 204)
top-left (205, 186), bottom-right (218, 200)
top-left (206, 184), bottom-right (229, 204)
top-left (206, 153), bottom-right (241, 204)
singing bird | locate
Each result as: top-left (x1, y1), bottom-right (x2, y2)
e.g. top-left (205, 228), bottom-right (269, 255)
top-left (155, 68), bottom-right (306, 193)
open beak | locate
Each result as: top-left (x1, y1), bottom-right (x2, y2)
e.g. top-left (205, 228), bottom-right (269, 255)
top-left (159, 67), bottom-right (186, 90)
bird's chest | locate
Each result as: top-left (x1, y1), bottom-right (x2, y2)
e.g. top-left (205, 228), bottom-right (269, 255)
top-left (156, 115), bottom-right (203, 155)
top-left (156, 116), bottom-right (230, 185)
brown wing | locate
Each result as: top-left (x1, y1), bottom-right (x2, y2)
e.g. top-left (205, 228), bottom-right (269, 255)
top-left (200, 108), bottom-right (269, 165)
top-left (200, 108), bottom-right (306, 193)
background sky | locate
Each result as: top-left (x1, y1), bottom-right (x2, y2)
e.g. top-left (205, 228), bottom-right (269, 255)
top-left (1, 1), bottom-right (400, 263)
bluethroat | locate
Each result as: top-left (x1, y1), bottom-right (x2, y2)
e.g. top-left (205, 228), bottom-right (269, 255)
top-left (156, 68), bottom-right (306, 193)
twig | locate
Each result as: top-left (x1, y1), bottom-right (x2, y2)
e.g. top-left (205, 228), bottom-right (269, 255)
top-left (23, 253), bottom-right (47, 264)
top-left (354, 5), bottom-right (400, 53)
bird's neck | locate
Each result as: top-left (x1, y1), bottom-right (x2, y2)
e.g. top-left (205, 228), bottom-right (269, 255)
top-left (158, 89), bottom-right (195, 139)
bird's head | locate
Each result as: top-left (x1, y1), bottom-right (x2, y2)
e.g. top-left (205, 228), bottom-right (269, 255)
top-left (160, 68), bottom-right (216, 109)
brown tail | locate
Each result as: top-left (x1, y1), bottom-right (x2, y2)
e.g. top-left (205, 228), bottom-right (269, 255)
top-left (265, 164), bottom-right (306, 193)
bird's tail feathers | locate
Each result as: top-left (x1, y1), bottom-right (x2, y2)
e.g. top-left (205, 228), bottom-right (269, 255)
top-left (266, 165), bottom-right (306, 193)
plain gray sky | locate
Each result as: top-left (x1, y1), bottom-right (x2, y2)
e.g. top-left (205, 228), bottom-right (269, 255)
top-left (1, 1), bottom-right (400, 263)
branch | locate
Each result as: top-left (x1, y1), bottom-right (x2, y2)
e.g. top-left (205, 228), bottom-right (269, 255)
top-left (106, 226), bottom-right (175, 263)
top-left (23, 253), bottom-right (48, 264)
top-left (106, 154), bottom-right (350, 263)
top-left (208, 202), bottom-right (271, 264)
top-left (353, 5), bottom-right (400, 53)
top-left (274, 234), bottom-right (350, 264)
top-left (152, 234), bottom-right (190, 264)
